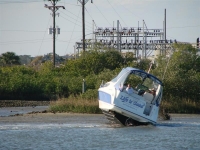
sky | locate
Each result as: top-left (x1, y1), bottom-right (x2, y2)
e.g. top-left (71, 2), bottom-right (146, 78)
top-left (0, 0), bottom-right (199, 57)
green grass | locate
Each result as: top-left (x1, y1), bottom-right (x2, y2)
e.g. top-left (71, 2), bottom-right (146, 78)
top-left (160, 98), bottom-right (200, 114)
top-left (49, 96), bottom-right (200, 114)
top-left (49, 97), bottom-right (102, 114)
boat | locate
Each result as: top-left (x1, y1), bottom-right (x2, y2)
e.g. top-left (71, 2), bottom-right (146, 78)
top-left (98, 67), bottom-right (163, 126)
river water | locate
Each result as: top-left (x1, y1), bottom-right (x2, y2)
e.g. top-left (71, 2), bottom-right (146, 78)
top-left (0, 108), bottom-right (200, 150)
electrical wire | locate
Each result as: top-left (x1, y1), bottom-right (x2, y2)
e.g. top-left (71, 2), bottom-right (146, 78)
top-left (106, 0), bottom-right (128, 27)
top-left (61, 8), bottom-right (92, 26)
top-left (115, 0), bottom-right (141, 21)
top-left (64, 6), bottom-right (81, 55)
top-left (0, 30), bottom-right (46, 32)
top-left (167, 25), bottom-right (200, 29)
top-left (0, 29), bottom-right (83, 33)
top-left (0, 39), bottom-right (52, 45)
top-left (93, 3), bottom-right (112, 26)
top-left (85, 7), bottom-right (98, 39)
top-left (0, 0), bottom-right (41, 4)
top-left (59, 15), bottom-right (91, 31)
top-left (37, 16), bottom-right (51, 56)
top-left (85, 7), bottom-right (95, 25)
top-left (59, 10), bottom-right (93, 29)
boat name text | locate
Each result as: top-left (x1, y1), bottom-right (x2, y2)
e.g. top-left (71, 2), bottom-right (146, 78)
top-left (120, 95), bottom-right (145, 108)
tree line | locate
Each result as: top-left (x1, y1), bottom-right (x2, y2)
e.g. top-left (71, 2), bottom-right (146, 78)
top-left (0, 44), bottom-right (200, 112)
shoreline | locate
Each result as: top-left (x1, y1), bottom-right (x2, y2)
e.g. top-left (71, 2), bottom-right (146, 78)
top-left (1, 101), bottom-right (199, 124)
top-left (0, 112), bottom-right (107, 124)
top-left (0, 106), bottom-right (49, 117)
top-left (0, 112), bottom-right (199, 125)
top-left (0, 100), bottom-right (50, 107)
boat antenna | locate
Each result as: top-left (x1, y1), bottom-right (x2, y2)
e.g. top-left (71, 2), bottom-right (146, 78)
top-left (162, 50), bottom-right (172, 80)
top-left (147, 60), bottom-right (154, 73)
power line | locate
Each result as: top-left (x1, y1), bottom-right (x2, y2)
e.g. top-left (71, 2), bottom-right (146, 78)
top-left (64, 6), bottom-right (81, 55)
top-left (0, 0), bottom-right (81, 7)
top-left (61, 8), bottom-right (92, 25)
top-left (93, 3), bottom-right (112, 26)
top-left (0, 30), bottom-right (46, 32)
top-left (115, 0), bottom-right (141, 20)
top-left (59, 15), bottom-right (91, 31)
top-left (59, 9), bottom-right (93, 29)
top-left (37, 16), bottom-right (51, 56)
top-left (85, 7), bottom-right (94, 23)
top-left (0, 29), bottom-right (84, 32)
top-left (0, 0), bottom-right (41, 4)
top-left (0, 38), bottom-right (52, 45)
top-left (106, 0), bottom-right (128, 27)
top-left (167, 25), bottom-right (200, 29)
top-left (57, 1), bottom-right (81, 7)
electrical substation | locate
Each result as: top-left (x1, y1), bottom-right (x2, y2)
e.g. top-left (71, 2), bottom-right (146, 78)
top-left (75, 9), bottom-right (176, 59)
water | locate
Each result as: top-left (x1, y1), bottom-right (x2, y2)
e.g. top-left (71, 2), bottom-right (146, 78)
top-left (0, 112), bottom-right (200, 150)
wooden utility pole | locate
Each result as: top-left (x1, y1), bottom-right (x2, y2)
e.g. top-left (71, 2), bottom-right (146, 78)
top-left (82, 0), bottom-right (85, 52)
top-left (44, 0), bottom-right (65, 67)
top-left (78, 0), bottom-right (93, 53)
top-left (53, 1), bottom-right (56, 67)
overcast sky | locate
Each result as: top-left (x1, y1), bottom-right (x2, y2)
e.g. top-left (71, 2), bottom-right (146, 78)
top-left (0, 0), bottom-right (199, 57)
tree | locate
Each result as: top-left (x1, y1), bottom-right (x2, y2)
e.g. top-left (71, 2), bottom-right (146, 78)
top-left (63, 49), bottom-right (124, 77)
top-left (0, 52), bottom-right (20, 66)
top-left (154, 43), bottom-right (200, 102)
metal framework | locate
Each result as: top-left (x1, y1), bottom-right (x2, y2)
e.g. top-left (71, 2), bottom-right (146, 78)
top-left (76, 19), bottom-right (174, 58)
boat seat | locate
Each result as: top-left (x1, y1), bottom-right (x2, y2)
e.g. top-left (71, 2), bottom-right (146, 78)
top-left (143, 92), bottom-right (154, 103)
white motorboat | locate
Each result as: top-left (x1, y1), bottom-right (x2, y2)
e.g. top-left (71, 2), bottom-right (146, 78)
top-left (98, 67), bottom-right (163, 126)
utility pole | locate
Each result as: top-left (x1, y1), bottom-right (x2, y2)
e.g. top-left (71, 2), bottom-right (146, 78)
top-left (44, 0), bottom-right (65, 67)
top-left (164, 8), bottom-right (166, 56)
top-left (78, 0), bottom-right (93, 53)
top-left (117, 20), bottom-right (119, 51)
top-left (82, 0), bottom-right (85, 53)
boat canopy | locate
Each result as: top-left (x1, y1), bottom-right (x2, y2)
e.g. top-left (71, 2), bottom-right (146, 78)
top-left (111, 67), bottom-right (163, 86)
top-left (126, 67), bottom-right (163, 86)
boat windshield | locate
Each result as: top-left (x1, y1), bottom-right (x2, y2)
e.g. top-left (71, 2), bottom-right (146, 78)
top-left (110, 67), bottom-right (162, 91)
top-left (130, 70), bottom-right (162, 85)
top-left (124, 68), bottom-right (162, 91)
top-left (111, 68), bottom-right (129, 82)
top-left (142, 78), bottom-right (159, 90)
top-left (126, 74), bottom-right (159, 92)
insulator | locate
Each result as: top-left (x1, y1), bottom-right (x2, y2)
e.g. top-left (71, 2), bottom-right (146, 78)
top-left (48, 27), bottom-right (52, 34)
top-left (56, 27), bottom-right (60, 34)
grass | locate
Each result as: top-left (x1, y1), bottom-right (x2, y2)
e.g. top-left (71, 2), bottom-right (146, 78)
top-left (49, 97), bottom-right (102, 114)
top-left (161, 98), bottom-right (200, 114)
top-left (49, 97), bottom-right (200, 115)
top-left (2, 97), bottom-right (199, 115)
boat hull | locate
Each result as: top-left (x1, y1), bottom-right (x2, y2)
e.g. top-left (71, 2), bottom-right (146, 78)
top-left (99, 99), bottom-right (157, 125)
top-left (98, 67), bottom-right (163, 126)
